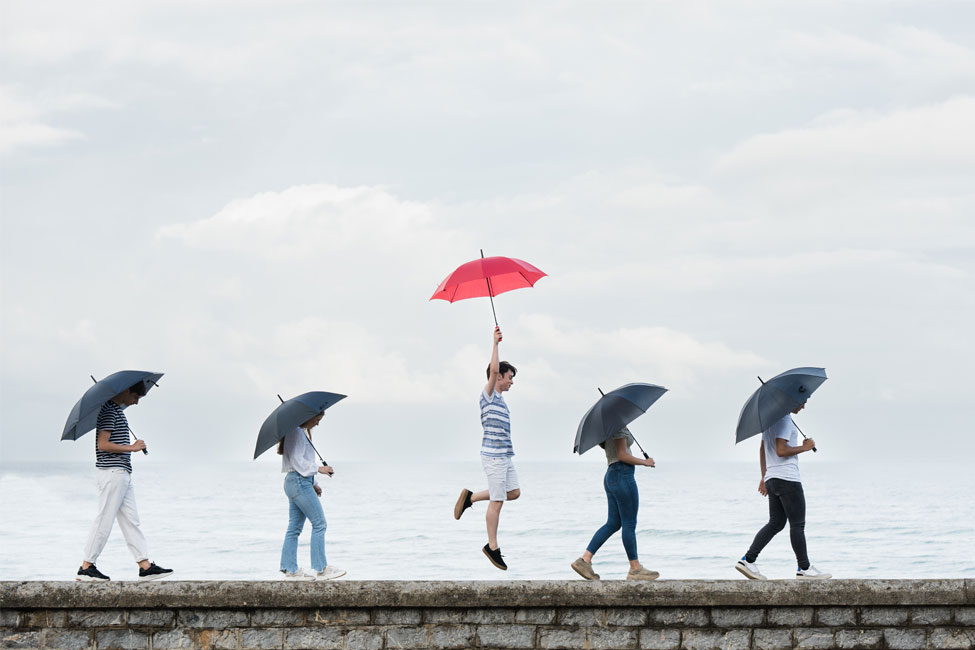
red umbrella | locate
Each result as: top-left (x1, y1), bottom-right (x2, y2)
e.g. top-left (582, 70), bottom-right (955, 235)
top-left (430, 250), bottom-right (546, 326)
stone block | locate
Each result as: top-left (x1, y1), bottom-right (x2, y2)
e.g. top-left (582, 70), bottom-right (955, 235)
top-left (559, 608), bottom-right (646, 627)
top-left (94, 629), bottom-right (148, 650)
top-left (250, 609), bottom-right (305, 626)
top-left (679, 629), bottom-right (749, 650)
top-left (374, 609), bottom-right (422, 625)
top-left (67, 610), bottom-right (125, 627)
top-left (795, 628), bottom-right (834, 649)
top-left (638, 628), bottom-right (680, 650)
top-left (860, 607), bottom-right (909, 626)
top-left (177, 610), bottom-right (248, 628)
top-left (345, 628), bottom-right (383, 650)
top-left (126, 609), bottom-right (175, 627)
top-left (40, 629), bottom-right (91, 650)
top-left (883, 628), bottom-right (926, 650)
top-left (476, 624), bottom-right (535, 649)
top-left (308, 609), bottom-right (370, 625)
top-left (833, 629), bottom-right (883, 649)
top-left (284, 627), bottom-right (344, 649)
top-left (710, 608), bottom-right (764, 627)
top-left (198, 629), bottom-right (239, 650)
top-left (539, 627), bottom-right (587, 649)
top-left (0, 611), bottom-right (19, 627)
top-left (955, 608), bottom-right (975, 626)
top-left (649, 608), bottom-right (709, 627)
top-left (815, 607), bottom-right (856, 626)
top-left (752, 629), bottom-right (791, 650)
top-left (430, 624), bottom-right (473, 649)
top-left (150, 630), bottom-right (194, 649)
top-left (912, 607), bottom-right (953, 626)
top-left (766, 607), bottom-right (813, 626)
top-left (424, 608), bottom-right (516, 624)
top-left (927, 627), bottom-right (975, 649)
top-left (587, 627), bottom-right (638, 649)
top-left (241, 628), bottom-right (283, 649)
top-left (516, 608), bottom-right (556, 624)
top-left (0, 630), bottom-right (40, 648)
top-left (384, 626), bottom-right (428, 649)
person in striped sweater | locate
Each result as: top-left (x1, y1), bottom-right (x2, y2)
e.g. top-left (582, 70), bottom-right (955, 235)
top-left (76, 381), bottom-right (173, 582)
top-left (453, 326), bottom-right (520, 570)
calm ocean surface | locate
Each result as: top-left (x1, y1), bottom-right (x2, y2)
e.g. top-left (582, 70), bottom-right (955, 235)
top-left (1, 460), bottom-right (972, 582)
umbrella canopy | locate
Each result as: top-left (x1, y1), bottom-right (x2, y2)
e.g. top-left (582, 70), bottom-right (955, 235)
top-left (254, 391), bottom-right (346, 459)
top-left (62, 370), bottom-right (163, 441)
top-left (574, 383), bottom-right (668, 456)
top-left (735, 367), bottom-right (827, 444)
top-left (430, 251), bottom-right (546, 325)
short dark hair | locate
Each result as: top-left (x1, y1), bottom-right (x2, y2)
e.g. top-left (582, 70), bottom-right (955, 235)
top-left (487, 361), bottom-right (517, 380)
top-left (128, 381), bottom-right (148, 397)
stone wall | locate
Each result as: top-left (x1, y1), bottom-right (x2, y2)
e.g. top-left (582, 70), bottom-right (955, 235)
top-left (2, 580), bottom-right (973, 650)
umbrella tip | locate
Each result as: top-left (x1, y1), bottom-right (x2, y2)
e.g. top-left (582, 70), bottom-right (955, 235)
top-left (277, 394), bottom-right (285, 403)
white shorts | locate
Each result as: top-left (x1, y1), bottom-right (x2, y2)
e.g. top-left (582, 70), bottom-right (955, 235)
top-left (481, 455), bottom-right (519, 501)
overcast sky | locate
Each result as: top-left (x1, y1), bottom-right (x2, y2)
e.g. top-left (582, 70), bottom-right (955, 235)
top-left (2, 1), bottom-right (973, 465)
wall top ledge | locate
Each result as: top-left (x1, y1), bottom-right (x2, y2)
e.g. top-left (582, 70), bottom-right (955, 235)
top-left (2, 579), bottom-right (971, 609)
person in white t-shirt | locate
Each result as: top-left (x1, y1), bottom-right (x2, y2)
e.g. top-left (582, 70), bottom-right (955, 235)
top-left (735, 401), bottom-right (832, 580)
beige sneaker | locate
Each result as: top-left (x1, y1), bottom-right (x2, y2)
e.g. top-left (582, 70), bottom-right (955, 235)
top-left (626, 565), bottom-right (659, 581)
top-left (570, 557), bottom-right (600, 581)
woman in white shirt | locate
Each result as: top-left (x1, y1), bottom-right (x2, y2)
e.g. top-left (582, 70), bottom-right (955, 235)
top-left (277, 412), bottom-right (345, 580)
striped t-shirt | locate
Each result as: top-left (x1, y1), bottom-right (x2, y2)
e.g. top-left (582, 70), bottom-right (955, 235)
top-left (95, 400), bottom-right (132, 473)
top-left (480, 389), bottom-right (513, 457)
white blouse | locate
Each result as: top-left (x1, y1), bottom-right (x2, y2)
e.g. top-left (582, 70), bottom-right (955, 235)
top-left (281, 427), bottom-right (319, 480)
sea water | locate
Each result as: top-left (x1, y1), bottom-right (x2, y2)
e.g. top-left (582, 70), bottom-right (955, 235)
top-left (1, 460), bottom-right (972, 581)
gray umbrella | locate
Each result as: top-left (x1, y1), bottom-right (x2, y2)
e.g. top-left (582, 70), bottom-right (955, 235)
top-left (735, 367), bottom-right (827, 449)
top-left (574, 383), bottom-right (667, 458)
top-left (253, 391), bottom-right (346, 460)
top-left (62, 370), bottom-right (163, 451)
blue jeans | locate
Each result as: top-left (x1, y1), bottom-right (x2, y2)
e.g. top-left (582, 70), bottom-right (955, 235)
top-left (280, 472), bottom-right (327, 573)
top-left (586, 462), bottom-right (639, 561)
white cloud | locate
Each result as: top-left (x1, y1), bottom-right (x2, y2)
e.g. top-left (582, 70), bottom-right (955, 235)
top-left (243, 316), bottom-right (473, 404)
top-left (157, 183), bottom-right (463, 263)
top-left (514, 313), bottom-right (766, 387)
top-left (717, 98), bottom-right (975, 175)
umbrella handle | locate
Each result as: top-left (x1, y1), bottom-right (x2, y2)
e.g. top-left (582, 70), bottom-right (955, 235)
top-left (481, 249), bottom-right (499, 327)
top-left (792, 418), bottom-right (817, 453)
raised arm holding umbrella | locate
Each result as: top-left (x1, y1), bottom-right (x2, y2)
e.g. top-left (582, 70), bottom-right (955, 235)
top-left (255, 391), bottom-right (347, 581)
top-left (570, 383), bottom-right (667, 582)
top-left (733, 367), bottom-right (832, 581)
top-left (62, 370), bottom-right (173, 582)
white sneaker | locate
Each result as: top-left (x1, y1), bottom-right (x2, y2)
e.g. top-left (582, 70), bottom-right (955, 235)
top-left (281, 569), bottom-right (314, 581)
top-left (316, 566), bottom-right (347, 580)
top-left (735, 557), bottom-right (767, 581)
top-left (796, 565), bottom-right (832, 579)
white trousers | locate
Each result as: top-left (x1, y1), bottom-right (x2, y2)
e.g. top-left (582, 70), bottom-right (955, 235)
top-left (83, 468), bottom-right (149, 564)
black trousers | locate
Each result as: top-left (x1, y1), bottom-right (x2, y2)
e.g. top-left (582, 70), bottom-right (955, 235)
top-left (745, 477), bottom-right (809, 570)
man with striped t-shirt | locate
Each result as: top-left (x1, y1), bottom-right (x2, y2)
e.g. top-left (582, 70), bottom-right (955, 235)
top-left (76, 381), bottom-right (173, 581)
top-left (453, 326), bottom-right (520, 570)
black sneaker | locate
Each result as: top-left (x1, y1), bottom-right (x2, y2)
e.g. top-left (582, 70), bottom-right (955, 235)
top-left (482, 544), bottom-right (507, 570)
top-left (138, 563), bottom-right (174, 581)
top-left (76, 565), bottom-right (110, 581)
top-left (454, 489), bottom-right (473, 520)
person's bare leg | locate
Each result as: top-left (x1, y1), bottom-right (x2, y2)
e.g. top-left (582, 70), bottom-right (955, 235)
top-left (629, 559), bottom-right (641, 570)
top-left (582, 551), bottom-right (594, 563)
top-left (486, 501), bottom-right (503, 549)
top-left (471, 490), bottom-right (491, 503)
